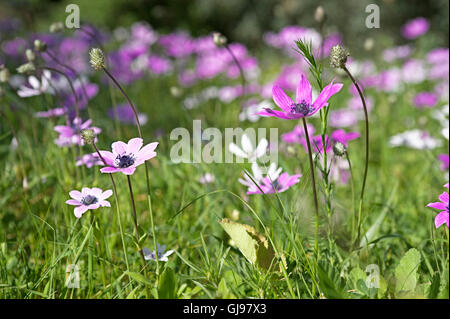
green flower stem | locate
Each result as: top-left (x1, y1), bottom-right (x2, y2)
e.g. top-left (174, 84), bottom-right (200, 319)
top-left (301, 117), bottom-right (320, 263)
top-left (101, 66), bottom-right (160, 282)
top-left (343, 66), bottom-right (370, 247)
top-left (92, 143), bottom-right (131, 276)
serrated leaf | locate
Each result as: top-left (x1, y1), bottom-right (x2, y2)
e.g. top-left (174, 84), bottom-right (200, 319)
top-left (158, 266), bottom-right (177, 299)
top-left (395, 248), bottom-right (421, 294)
top-left (219, 218), bottom-right (275, 270)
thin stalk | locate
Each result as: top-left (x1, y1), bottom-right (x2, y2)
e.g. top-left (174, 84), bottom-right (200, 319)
top-left (91, 143), bottom-right (130, 274)
top-left (101, 66), bottom-right (160, 278)
top-left (301, 117), bottom-right (320, 263)
top-left (224, 44), bottom-right (246, 99)
top-left (345, 150), bottom-right (356, 250)
top-left (126, 175), bottom-right (151, 298)
top-left (343, 66), bottom-right (369, 245)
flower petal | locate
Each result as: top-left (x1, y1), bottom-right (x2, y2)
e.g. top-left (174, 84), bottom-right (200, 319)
top-left (66, 199), bottom-right (81, 206)
top-left (121, 166), bottom-right (136, 175)
top-left (136, 142), bottom-right (158, 161)
top-left (74, 205), bottom-right (88, 218)
top-left (112, 141), bottom-right (127, 155)
top-left (69, 190), bottom-right (83, 201)
top-left (100, 166), bottom-right (120, 174)
top-left (272, 85), bottom-right (294, 112)
top-left (228, 143), bottom-right (247, 158)
top-left (435, 211), bottom-right (449, 228)
top-left (127, 138), bottom-right (143, 154)
top-left (296, 74), bottom-right (312, 105)
top-left (241, 134), bottom-right (254, 154)
top-left (101, 190), bottom-right (113, 200)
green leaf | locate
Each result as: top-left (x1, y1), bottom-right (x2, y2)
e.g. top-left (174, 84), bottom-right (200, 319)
top-left (125, 271), bottom-right (153, 286)
top-left (219, 218), bottom-right (275, 270)
top-left (158, 266), bottom-right (177, 299)
top-left (395, 248), bottom-right (421, 294)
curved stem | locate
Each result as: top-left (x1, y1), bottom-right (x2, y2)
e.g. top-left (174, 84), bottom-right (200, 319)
top-left (301, 117), bottom-right (320, 263)
top-left (343, 66), bottom-right (369, 246)
top-left (224, 44), bottom-right (247, 99)
top-left (101, 66), bottom-right (160, 278)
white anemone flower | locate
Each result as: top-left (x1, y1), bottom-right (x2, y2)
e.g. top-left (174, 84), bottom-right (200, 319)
top-left (238, 162), bottom-right (282, 192)
top-left (389, 129), bottom-right (442, 149)
top-left (228, 133), bottom-right (268, 162)
top-left (142, 243), bottom-right (174, 262)
top-left (17, 70), bottom-right (54, 97)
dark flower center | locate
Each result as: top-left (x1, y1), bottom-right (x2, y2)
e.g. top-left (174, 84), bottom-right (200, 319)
top-left (81, 195), bottom-right (98, 206)
top-left (290, 101), bottom-right (311, 115)
top-left (115, 154), bottom-right (135, 168)
top-left (271, 180), bottom-right (280, 190)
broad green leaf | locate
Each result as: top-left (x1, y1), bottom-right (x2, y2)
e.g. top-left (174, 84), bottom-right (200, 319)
top-left (395, 248), bottom-right (421, 294)
top-left (158, 266), bottom-right (177, 299)
top-left (219, 218), bottom-right (275, 270)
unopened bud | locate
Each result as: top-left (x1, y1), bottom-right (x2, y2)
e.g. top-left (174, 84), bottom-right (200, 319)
top-left (49, 22), bottom-right (64, 33)
top-left (314, 6), bottom-right (325, 24)
top-left (16, 62), bottom-right (36, 74)
top-left (89, 48), bottom-right (105, 70)
top-left (330, 45), bottom-right (349, 69)
top-left (34, 39), bottom-right (47, 52)
top-left (25, 49), bottom-right (35, 62)
top-left (333, 142), bottom-right (347, 157)
top-left (0, 65), bottom-right (10, 83)
top-left (81, 129), bottom-right (95, 145)
top-left (212, 32), bottom-right (227, 47)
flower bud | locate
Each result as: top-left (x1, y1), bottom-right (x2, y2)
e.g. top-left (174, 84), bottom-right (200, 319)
top-left (333, 142), bottom-right (347, 157)
top-left (49, 22), bottom-right (64, 33)
top-left (81, 129), bottom-right (95, 145)
top-left (314, 6), bottom-right (325, 24)
top-left (89, 48), bottom-right (105, 70)
top-left (16, 62), bottom-right (36, 74)
top-left (34, 39), bottom-right (47, 52)
top-left (25, 49), bottom-right (35, 62)
top-left (212, 32), bottom-right (227, 47)
top-left (0, 65), bottom-right (10, 83)
top-left (330, 45), bottom-right (349, 69)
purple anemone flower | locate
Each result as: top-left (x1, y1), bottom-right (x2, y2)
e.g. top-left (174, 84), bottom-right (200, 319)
top-left (247, 172), bottom-right (302, 195)
top-left (76, 153), bottom-right (103, 168)
top-left (66, 187), bottom-right (113, 218)
top-left (402, 17), bottom-right (429, 39)
top-left (54, 118), bottom-right (101, 147)
top-left (258, 74), bottom-right (343, 120)
top-left (99, 138), bottom-right (158, 175)
top-left (331, 129), bottom-right (360, 147)
top-left (413, 92), bottom-right (438, 108)
top-left (438, 154), bottom-right (449, 171)
top-left (427, 184), bottom-right (449, 228)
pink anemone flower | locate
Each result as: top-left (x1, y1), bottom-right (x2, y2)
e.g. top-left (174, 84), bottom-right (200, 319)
top-left (258, 74), bottom-right (343, 120)
top-left (99, 138), bottom-right (158, 175)
top-left (427, 183), bottom-right (449, 228)
top-left (247, 172), bottom-right (302, 195)
top-left (66, 187), bottom-right (113, 218)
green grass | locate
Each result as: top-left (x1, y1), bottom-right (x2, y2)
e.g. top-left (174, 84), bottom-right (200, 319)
top-left (0, 40), bottom-right (449, 299)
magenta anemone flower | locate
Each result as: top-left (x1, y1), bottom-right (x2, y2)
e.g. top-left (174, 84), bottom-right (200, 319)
top-left (413, 92), bottom-right (437, 108)
top-left (66, 187), bottom-right (113, 218)
top-left (427, 184), bottom-right (449, 228)
top-left (402, 17), bottom-right (429, 40)
top-left (54, 118), bottom-right (101, 147)
top-left (248, 172), bottom-right (302, 195)
top-left (99, 138), bottom-right (158, 175)
top-left (438, 154), bottom-right (449, 171)
top-left (331, 129), bottom-right (360, 147)
top-left (76, 153), bottom-right (103, 168)
top-left (258, 74), bottom-right (343, 120)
